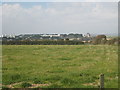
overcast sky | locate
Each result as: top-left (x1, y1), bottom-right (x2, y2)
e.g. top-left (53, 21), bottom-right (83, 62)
top-left (1, 2), bottom-right (118, 35)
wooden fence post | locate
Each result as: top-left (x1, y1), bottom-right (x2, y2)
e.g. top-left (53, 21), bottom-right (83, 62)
top-left (100, 74), bottom-right (104, 88)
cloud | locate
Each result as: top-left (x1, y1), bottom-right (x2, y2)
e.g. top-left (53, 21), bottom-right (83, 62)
top-left (2, 0), bottom-right (119, 2)
top-left (2, 2), bottom-right (118, 35)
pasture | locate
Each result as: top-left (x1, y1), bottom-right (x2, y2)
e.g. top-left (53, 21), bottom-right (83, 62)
top-left (2, 45), bottom-right (118, 88)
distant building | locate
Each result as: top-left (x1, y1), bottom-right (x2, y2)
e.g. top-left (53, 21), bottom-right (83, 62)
top-left (2, 33), bottom-right (94, 41)
top-left (86, 33), bottom-right (91, 37)
top-left (42, 36), bottom-right (50, 40)
top-left (84, 33), bottom-right (91, 37)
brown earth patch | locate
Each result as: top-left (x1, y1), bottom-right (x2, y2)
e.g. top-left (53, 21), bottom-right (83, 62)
top-left (2, 82), bottom-right (50, 88)
top-left (29, 84), bottom-right (50, 88)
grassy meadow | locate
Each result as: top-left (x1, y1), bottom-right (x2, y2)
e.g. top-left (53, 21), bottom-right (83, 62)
top-left (2, 45), bottom-right (118, 88)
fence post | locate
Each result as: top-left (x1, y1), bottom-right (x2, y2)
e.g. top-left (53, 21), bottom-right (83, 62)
top-left (100, 74), bottom-right (104, 88)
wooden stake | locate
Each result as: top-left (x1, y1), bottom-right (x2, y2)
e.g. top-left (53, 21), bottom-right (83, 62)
top-left (100, 74), bottom-right (104, 88)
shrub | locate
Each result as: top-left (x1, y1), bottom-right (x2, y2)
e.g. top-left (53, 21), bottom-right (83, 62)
top-left (2, 86), bottom-right (9, 90)
top-left (34, 80), bottom-right (42, 84)
top-left (21, 82), bottom-right (32, 88)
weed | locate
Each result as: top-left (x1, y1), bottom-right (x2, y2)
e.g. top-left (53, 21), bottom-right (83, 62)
top-left (21, 82), bottom-right (32, 88)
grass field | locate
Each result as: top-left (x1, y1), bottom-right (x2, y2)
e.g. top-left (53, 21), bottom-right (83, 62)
top-left (2, 45), bottom-right (118, 88)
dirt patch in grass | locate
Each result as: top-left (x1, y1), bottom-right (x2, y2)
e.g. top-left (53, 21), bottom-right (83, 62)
top-left (30, 84), bottom-right (50, 88)
top-left (82, 82), bottom-right (98, 87)
top-left (2, 82), bottom-right (50, 88)
top-left (82, 79), bottom-right (99, 88)
top-left (2, 82), bottom-right (23, 88)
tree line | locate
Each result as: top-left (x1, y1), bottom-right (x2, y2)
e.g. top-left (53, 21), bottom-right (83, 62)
top-left (1, 35), bottom-right (119, 45)
top-left (92, 35), bottom-right (119, 45)
top-left (2, 40), bottom-right (84, 45)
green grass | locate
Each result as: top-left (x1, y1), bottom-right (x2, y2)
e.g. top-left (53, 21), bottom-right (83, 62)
top-left (2, 45), bottom-right (118, 88)
top-left (21, 82), bottom-right (32, 88)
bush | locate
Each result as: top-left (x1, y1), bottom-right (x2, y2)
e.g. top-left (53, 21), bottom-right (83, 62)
top-left (34, 80), bottom-right (42, 84)
top-left (21, 82), bottom-right (32, 88)
top-left (2, 40), bottom-right (84, 45)
top-left (93, 35), bottom-right (106, 44)
top-left (2, 86), bottom-right (9, 90)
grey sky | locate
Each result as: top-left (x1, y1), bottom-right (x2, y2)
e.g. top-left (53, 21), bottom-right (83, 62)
top-left (1, 2), bottom-right (118, 35)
